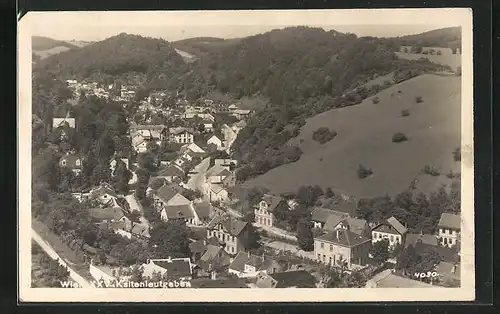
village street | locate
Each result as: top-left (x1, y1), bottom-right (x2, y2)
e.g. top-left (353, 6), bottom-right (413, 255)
top-left (125, 193), bottom-right (150, 228)
top-left (186, 157), bottom-right (210, 198)
top-left (32, 229), bottom-right (92, 288)
top-left (364, 269), bottom-right (393, 288)
top-left (260, 237), bottom-right (315, 260)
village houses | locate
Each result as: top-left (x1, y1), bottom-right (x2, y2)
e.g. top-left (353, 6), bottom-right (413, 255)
top-left (206, 214), bottom-right (251, 255)
top-left (141, 257), bottom-right (194, 281)
top-left (254, 194), bottom-right (289, 228)
top-left (371, 216), bottom-right (408, 250)
top-left (228, 251), bottom-right (281, 278)
top-left (168, 127), bottom-right (194, 144)
top-left (314, 228), bottom-right (372, 270)
top-left (437, 212), bottom-right (461, 248)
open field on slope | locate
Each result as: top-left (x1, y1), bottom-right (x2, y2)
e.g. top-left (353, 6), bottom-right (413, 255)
top-left (243, 74), bottom-right (461, 198)
top-left (395, 52), bottom-right (461, 70)
top-left (33, 46), bottom-right (73, 59)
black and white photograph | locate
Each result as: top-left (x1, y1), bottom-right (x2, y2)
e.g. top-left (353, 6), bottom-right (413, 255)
top-left (18, 9), bottom-right (474, 302)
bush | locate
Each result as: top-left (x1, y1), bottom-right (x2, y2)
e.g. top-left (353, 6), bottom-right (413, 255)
top-left (312, 127), bottom-right (338, 144)
top-left (372, 97), bottom-right (380, 104)
top-left (415, 96), bottom-right (423, 103)
top-left (452, 147), bottom-right (461, 162)
top-left (392, 132), bottom-right (408, 143)
top-left (357, 164), bottom-right (373, 179)
top-left (401, 109), bottom-right (410, 117)
top-left (423, 165), bottom-right (440, 176)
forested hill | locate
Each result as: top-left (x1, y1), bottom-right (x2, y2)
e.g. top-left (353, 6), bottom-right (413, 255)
top-left (34, 27), bottom-right (453, 182)
top-left (393, 26), bottom-right (461, 49)
top-left (34, 33), bottom-right (187, 86)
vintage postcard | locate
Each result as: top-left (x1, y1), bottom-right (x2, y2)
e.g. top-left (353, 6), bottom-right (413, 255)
top-left (18, 8), bottom-right (474, 302)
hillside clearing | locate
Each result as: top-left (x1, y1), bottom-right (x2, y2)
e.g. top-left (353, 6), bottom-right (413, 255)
top-left (395, 52), bottom-right (461, 70)
top-left (33, 46), bottom-right (73, 59)
top-left (242, 74), bottom-right (461, 199)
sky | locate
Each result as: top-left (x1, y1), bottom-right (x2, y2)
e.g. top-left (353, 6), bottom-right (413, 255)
top-left (23, 10), bottom-right (464, 42)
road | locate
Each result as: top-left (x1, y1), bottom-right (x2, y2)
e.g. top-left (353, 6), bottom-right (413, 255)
top-left (260, 237), bottom-right (314, 260)
top-left (125, 193), bottom-right (150, 229)
top-left (32, 229), bottom-right (92, 288)
top-left (186, 157), bottom-right (210, 198)
top-left (365, 269), bottom-right (393, 288)
top-left (254, 223), bottom-right (298, 242)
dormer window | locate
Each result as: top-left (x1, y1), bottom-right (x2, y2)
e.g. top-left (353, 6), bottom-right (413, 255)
top-left (61, 160), bottom-right (67, 166)
top-left (75, 159), bottom-right (81, 166)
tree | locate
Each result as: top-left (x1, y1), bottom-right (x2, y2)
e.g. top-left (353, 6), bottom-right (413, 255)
top-left (370, 239), bottom-right (390, 265)
top-left (130, 265), bottom-right (144, 282)
top-left (113, 159), bottom-right (132, 194)
top-left (357, 164), bottom-right (373, 179)
top-left (392, 132), bottom-right (408, 143)
top-left (150, 177), bottom-right (166, 190)
top-left (245, 186), bottom-right (269, 206)
top-left (149, 220), bottom-right (192, 258)
top-left (296, 218), bottom-right (314, 251)
top-left (452, 147), bottom-right (461, 162)
top-left (245, 224), bottom-right (261, 250)
top-left (91, 161), bottom-right (112, 186)
top-left (415, 96), bottom-right (423, 103)
top-left (312, 127), bottom-right (338, 144)
top-left (401, 109), bottom-right (410, 117)
top-left (135, 167), bottom-right (151, 200)
top-left (325, 187), bottom-right (335, 198)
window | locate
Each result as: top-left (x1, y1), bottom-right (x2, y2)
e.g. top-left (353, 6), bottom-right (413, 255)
top-left (444, 238), bottom-right (448, 245)
top-left (329, 245), bottom-right (333, 252)
top-left (322, 255), bottom-right (326, 262)
top-left (231, 247), bottom-right (235, 253)
top-left (390, 235), bottom-right (394, 242)
top-left (61, 160), bottom-right (67, 166)
top-left (320, 243), bottom-right (324, 249)
top-left (317, 254), bottom-right (321, 260)
top-left (329, 256), bottom-right (332, 265)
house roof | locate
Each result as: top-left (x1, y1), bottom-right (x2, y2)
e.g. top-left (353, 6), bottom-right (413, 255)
top-left (269, 270), bottom-right (316, 288)
top-left (207, 214), bottom-right (248, 236)
top-left (206, 165), bottom-right (231, 178)
top-left (229, 251), bottom-right (273, 272)
top-left (311, 207), bottom-right (345, 223)
top-left (155, 184), bottom-right (184, 203)
top-left (200, 244), bottom-right (223, 262)
top-left (157, 164), bottom-right (185, 178)
top-left (60, 155), bottom-right (83, 169)
top-left (210, 184), bottom-right (226, 194)
top-left (193, 202), bottom-right (211, 219)
top-left (315, 229), bottom-right (371, 248)
top-left (152, 259), bottom-right (192, 277)
top-left (89, 207), bottom-right (125, 221)
top-left (386, 216), bottom-right (408, 235)
top-left (132, 134), bottom-right (146, 146)
top-left (169, 127), bottom-right (193, 135)
top-left (53, 117), bottom-right (76, 128)
top-left (91, 186), bottom-right (118, 199)
top-left (189, 240), bottom-right (206, 254)
top-left (208, 135), bottom-right (222, 142)
top-left (190, 278), bottom-right (247, 288)
top-left (261, 194), bottom-right (284, 212)
top-left (438, 213), bottom-right (461, 230)
top-left (163, 204), bottom-right (194, 220)
top-left (404, 233), bottom-right (439, 248)
top-left (322, 211), bottom-right (350, 231)
top-left (130, 224), bottom-right (150, 237)
top-left (345, 218), bottom-right (368, 236)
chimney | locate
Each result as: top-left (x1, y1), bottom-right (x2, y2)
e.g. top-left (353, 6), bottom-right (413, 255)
top-left (167, 256), bottom-right (172, 262)
top-left (146, 259), bottom-right (151, 264)
top-left (203, 239), bottom-right (207, 246)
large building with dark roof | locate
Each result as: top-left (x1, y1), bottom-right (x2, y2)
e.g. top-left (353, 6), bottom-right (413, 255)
top-left (314, 228), bottom-right (371, 270)
top-left (437, 212), bottom-right (461, 248)
top-left (206, 214), bottom-right (250, 255)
